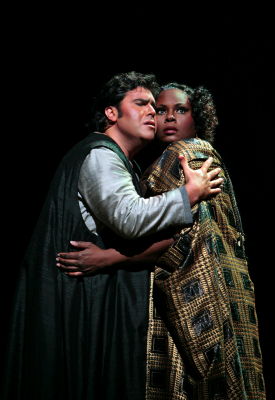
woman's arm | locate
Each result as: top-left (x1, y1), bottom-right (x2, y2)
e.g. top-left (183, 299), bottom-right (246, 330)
top-left (56, 238), bottom-right (174, 277)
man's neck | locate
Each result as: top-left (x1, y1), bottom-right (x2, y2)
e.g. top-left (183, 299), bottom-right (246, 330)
top-left (104, 127), bottom-right (143, 160)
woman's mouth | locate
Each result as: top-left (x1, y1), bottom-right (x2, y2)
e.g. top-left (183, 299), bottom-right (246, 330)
top-left (163, 127), bottom-right (177, 134)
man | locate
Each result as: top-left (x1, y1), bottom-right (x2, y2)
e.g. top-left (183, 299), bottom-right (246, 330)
top-left (2, 72), bottom-right (222, 400)
top-left (57, 81), bottom-right (266, 399)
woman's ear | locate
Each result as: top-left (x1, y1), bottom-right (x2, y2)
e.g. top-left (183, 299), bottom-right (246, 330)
top-left (105, 106), bottom-right (118, 123)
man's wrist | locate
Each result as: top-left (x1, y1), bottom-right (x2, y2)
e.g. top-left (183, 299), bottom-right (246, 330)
top-left (178, 186), bottom-right (193, 223)
top-left (184, 183), bottom-right (199, 207)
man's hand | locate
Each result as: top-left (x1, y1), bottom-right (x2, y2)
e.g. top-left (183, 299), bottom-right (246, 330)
top-left (56, 241), bottom-right (116, 277)
top-left (179, 156), bottom-right (223, 206)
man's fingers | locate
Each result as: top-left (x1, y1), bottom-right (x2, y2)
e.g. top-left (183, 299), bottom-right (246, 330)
top-left (209, 187), bottom-right (222, 194)
top-left (208, 167), bottom-right (222, 180)
top-left (179, 156), bottom-right (218, 177)
top-left (178, 155), bottom-right (188, 170)
top-left (210, 177), bottom-right (224, 188)
top-left (201, 157), bottom-right (213, 172)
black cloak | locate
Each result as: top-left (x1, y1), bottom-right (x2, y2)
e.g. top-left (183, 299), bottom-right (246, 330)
top-left (2, 133), bottom-right (150, 400)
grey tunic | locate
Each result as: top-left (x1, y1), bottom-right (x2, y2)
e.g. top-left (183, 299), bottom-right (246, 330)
top-left (78, 147), bottom-right (192, 238)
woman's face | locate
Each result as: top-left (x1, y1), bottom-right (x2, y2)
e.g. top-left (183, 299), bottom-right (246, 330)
top-left (156, 88), bottom-right (196, 143)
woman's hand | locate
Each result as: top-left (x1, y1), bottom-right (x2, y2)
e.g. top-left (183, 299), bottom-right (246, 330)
top-left (56, 237), bottom-right (174, 277)
top-left (56, 241), bottom-right (121, 277)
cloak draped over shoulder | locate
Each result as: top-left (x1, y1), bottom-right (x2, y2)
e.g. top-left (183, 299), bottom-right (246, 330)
top-left (2, 133), bottom-right (150, 400)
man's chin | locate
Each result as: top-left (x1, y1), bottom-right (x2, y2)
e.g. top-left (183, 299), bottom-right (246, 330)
top-left (142, 131), bottom-right (156, 142)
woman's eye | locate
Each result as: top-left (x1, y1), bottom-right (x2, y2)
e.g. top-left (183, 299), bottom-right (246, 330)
top-left (176, 107), bottom-right (188, 114)
top-left (156, 108), bottom-right (166, 115)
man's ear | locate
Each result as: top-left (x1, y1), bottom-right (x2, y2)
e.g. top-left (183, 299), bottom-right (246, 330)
top-left (105, 106), bottom-right (118, 123)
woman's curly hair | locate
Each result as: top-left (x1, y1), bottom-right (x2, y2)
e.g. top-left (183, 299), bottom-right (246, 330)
top-left (160, 83), bottom-right (218, 143)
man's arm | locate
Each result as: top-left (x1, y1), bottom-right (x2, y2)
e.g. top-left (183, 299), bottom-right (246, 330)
top-left (79, 148), bottom-right (222, 239)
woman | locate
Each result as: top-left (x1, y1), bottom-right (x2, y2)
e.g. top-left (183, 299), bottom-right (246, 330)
top-left (57, 83), bottom-right (266, 399)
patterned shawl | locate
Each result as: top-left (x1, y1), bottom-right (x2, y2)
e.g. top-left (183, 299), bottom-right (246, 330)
top-left (142, 139), bottom-right (265, 400)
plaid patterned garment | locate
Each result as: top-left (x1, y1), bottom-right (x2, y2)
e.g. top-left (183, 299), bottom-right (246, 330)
top-left (142, 139), bottom-right (265, 400)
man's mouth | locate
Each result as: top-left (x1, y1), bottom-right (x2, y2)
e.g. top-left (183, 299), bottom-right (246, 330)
top-left (144, 120), bottom-right (155, 128)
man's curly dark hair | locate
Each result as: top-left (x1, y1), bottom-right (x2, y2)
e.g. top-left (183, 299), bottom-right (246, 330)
top-left (93, 71), bottom-right (160, 132)
top-left (160, 83), bottom-right (218, 143)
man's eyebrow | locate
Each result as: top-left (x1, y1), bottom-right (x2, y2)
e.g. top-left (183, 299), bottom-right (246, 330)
top-left (134, 97), bottom-right (150, 102)
top-left (134, 98), bottom-right (156, 107)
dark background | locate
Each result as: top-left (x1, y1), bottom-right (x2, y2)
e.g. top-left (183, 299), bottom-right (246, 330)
top-left (2, 7), bottom-right (274, 397)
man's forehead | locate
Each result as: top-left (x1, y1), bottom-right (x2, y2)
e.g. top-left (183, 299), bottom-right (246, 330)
top-left (125, 86), bottom-right (154, 99)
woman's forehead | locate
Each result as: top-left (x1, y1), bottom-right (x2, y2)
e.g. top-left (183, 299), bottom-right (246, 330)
top-left (157, 88), bottom-right (189, 105)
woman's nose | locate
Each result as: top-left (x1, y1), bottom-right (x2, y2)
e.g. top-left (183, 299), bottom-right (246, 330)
top-left (166, 113), bottom-right (176, 121)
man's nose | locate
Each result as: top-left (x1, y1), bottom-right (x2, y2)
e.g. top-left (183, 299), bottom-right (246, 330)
top-left (147, 103), bottom-right (156, 116)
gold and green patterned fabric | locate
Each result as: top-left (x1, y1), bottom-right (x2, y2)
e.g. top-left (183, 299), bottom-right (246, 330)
top-left (142, 138), bottom-right (265, 400)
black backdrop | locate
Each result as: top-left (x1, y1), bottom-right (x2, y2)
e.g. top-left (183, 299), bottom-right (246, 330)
top-left (2, 8), bottom-right (274, 398)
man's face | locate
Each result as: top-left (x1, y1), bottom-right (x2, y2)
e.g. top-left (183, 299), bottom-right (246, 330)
top-left (116, 87), bottom-right (156, 143)
top-left (156, 88), bottom-right (196, 143)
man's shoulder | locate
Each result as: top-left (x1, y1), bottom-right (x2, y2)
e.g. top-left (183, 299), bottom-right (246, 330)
top-left (62, 133), bottom-right (121, 163)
